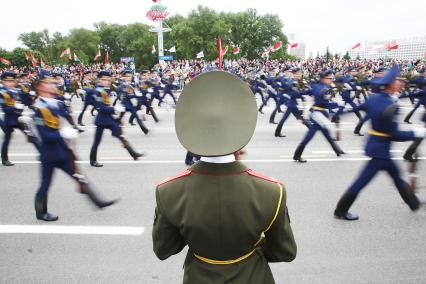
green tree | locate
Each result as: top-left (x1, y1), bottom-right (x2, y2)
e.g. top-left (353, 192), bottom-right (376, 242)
top-left (343, 51), bottom-right (351, 60)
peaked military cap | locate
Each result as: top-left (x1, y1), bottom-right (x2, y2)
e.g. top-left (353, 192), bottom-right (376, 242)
top-left (1, 71), bottom-right (17, 80)
top-left (175, 71), bottom-right (257, 156)
top-left (97, 70), bottom-right (112, 78)
top-left (369, 65), bottom-right (399, 86)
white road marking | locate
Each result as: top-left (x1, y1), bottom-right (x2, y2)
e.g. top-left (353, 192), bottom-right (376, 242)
top-left (311, 150), bottom-right (403, 154)
top-left (0, 225), bottom-right (144, 235)
top-left (10, 157), bottom-right (426, 164)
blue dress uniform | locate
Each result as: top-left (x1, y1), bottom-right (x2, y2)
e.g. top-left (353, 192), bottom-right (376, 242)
top-left (275, 71), bottom-right (310, 137)
top-left (89, 71), bottom-right (142, 167)
top-left (333, 70), bottom-right (363, 121)
top-left (117, 72), bottom-right (149, 134)
top-left (18, 73), bottom-right (35, 109)
top-left (334, 65), bottom-right (423, 221)
top-left (250, 76), bottom-right (266, 105)
top-left (293, 70), bottom-right (345, 163)
top-left (160, 76), bottom-right (177, 105)
top-left (77, 73), bottom-right (97, 126)
top-left (130, 78), bottom-right (159, 123)
top-left (0, 71), bottom-right (40, 166)
top-left (258, 75), bottom-right (279, 114)
top-left (33, 96), bottom-right (116, 221)
top-left (402, 75), bottom-right (425, 124)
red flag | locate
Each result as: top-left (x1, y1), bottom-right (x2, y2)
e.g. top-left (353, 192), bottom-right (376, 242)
top-left (385, 41), bottom-right (399, 50)
top-left (290, 43), bottom-right (299, 48)
top-left (94, 48), bottom-right (101, 61)
top-left (104, 51), bottom-right (109, 64)
top-left (222, 46), bottom-right (228, 56)
top-left (217, 35), bottom-right (223, 70)
top-left (351, 42), bottom-right (361, 50)
top-left (0, 57), bottom-right (11, 65)
top-left (271, 41), bottom-right (282, 52)
top-left (232, 47), bottom-right (240, 55)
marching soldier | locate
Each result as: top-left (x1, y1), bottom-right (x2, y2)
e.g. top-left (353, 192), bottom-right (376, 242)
top-left (89, 70), bottom-right (143, 167)
top-left (117, 69), bottom-right (149, 134)
top-left (334, 65), bottom-right (425, 221)
top-left (77, 71), bottom-right (97, 126)
top-left (32, 72), bottom-right (117, 221)
top-left (293, 70), bottom-right (346, 163)
top-left (0, 71), bottom-right (40, 166)
top-left (153, 71), bottom-right (297, 283)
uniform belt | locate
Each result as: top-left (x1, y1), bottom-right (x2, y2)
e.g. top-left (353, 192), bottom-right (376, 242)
top-left (368, 129), bottom-right (390, 137)
top-left (312, 106), bottom-right (326, 111)
top-left (193, 184), bottom-right (283, 265)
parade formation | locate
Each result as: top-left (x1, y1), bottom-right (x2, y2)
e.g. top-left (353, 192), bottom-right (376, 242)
top-left (1, 0), bottom-right (426, 282)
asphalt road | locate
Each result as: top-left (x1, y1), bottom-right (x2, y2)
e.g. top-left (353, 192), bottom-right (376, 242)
top-left (0, 97), bottom-right (425, 284)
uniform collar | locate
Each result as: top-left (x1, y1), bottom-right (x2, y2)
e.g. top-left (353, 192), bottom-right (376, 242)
top-left (200, 154), bottom-right (235, 164)
top-left (191, 160), bottom-right (248, 176)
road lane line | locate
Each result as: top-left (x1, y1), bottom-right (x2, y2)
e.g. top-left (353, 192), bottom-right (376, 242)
top-left (0, 225), bottom-right (144, 235)
top-left (10, 157), bottom-right (426, 164)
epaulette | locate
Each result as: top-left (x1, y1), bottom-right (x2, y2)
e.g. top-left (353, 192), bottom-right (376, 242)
top-left (246, 169), bottom-right (281, 184)
top-left (158, 169), bottom-right (192, 186)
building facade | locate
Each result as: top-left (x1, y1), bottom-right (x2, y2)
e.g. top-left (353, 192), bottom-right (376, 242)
top-left (348, 36), bottom-right (426, 60)
top-left (288, 43), bottom-right (306, 59)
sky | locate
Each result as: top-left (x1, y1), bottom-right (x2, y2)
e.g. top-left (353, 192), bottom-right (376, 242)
top-left (1, 0), bottom-right (425, 55)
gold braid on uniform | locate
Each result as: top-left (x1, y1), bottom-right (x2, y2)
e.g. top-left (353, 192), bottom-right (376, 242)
top-left (100, 90), bottom-right (111, 105)
top-left (194, 183), bottom-right (283, 265)
top-left (39, 107), bottom-right (60, 129)
top-left (2, 93), bottom-right (16, 106)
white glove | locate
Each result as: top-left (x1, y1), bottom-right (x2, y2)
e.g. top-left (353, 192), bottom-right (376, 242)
top-left (161, 84), bottom-right (165, 88)
top-left (135, 91), bottom-right (143, 97)
top-left (14, 102), bottom-right (25, 110)
top-left (114, 105), bottom-right (125, 113)
top-left (29, 91), bottom-right (36, 96)
top-left (330, 83), bottom-right (336, 88)
top-left (148, 88), bottom-right (154, 93)
top-left (337, 101), bottom-right (346, 107)
top-left (18, 115), bottom-right (33, 124)
top-left (356, 86), bottom-right (362, 91)
top-left (413, 128), bottom-right (426, 138)
top-left (60, 127), bottom-right (79, 140)
top-left (110, 91), bottom-right (117, 97)
top-left (343, 83), bottom-right (353, 91)
top-left (76, 89), bottom-right (86, 96)
top-left (64, 93), bottom-right (72, 100)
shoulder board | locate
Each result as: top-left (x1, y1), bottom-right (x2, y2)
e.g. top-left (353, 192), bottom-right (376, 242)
top-left (158, 169), bottom-right (192, 186)
top-left (246, 169), bottom-right (281, 184)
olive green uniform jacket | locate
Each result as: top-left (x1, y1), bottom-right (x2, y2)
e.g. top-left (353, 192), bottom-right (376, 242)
top-left (153, 161), bottom-right (297, 284)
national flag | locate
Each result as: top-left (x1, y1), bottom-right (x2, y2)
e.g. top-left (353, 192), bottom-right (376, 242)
top-left (24, 52), bottom-right (30, 61)
top-left (40, 58), bottom-right (47, 69)
top-left (271, 40), bottom-right (282, 52)
top-left (232, 47), bottom-right (240, 55)
top-left (151, 45), bottom-right (156, 54)
top-left (385, 41), bottom-right (399, 50)
top-left (217, 35), bottom-right (223, 70)
top-left (60, 48), bottom-right (72, 59)
top-left (290, 43), bottom-right (299, 48)
top-left (0, 57), bottom-right (11, 65)
top-left (73, 53), bottom-right (80, 62)
top-left (222, 46), bottom-right (228, 56)
top-left (152, 0), bottom-right (157, 2)
top-left (168, 46), bottom-right (176, 53)
top-left (196, 51), bottom-right (204, 59)
top-left (104, 51), bottom-right (109, 64)
top-left (351, 42), bottom-right (361, 50)
top-left (94, 48), bottom-right (101, 61)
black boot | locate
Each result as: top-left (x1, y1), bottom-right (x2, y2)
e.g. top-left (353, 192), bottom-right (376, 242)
top-left (90, 149), bottom-right (103, 167)
top-left (149, 108), bottom-right (160, 123)
top-left (80, 183), bottom-right (117, 209)
top-left (354, 121), bottom-right (364, 136)
top-left (328, 137), bottom-right (345, 156)
top-left (397, 185), bottom-right (420, 211)
top-left (334, 192), bottom-right (359, 220)
top-left (121, 138), bottom-right (143, 160)
top-left (403, 138), bottom-right (423, 162)
top-left (136, 118), bottom-right (149, 135)
top-left (35, 195), bottom-right (58, 221)
top-left (1, 148), bottom-right (14, 166)
top-left (293, 144), bottom-right (307, 163)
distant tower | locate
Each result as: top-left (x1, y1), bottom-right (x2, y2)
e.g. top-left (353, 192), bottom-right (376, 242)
top-left (146, 0), bottom-right (172, 63)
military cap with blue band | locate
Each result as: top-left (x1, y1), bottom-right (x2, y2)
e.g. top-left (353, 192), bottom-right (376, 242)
top-left (175, 71), bottom-right (258, 156)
